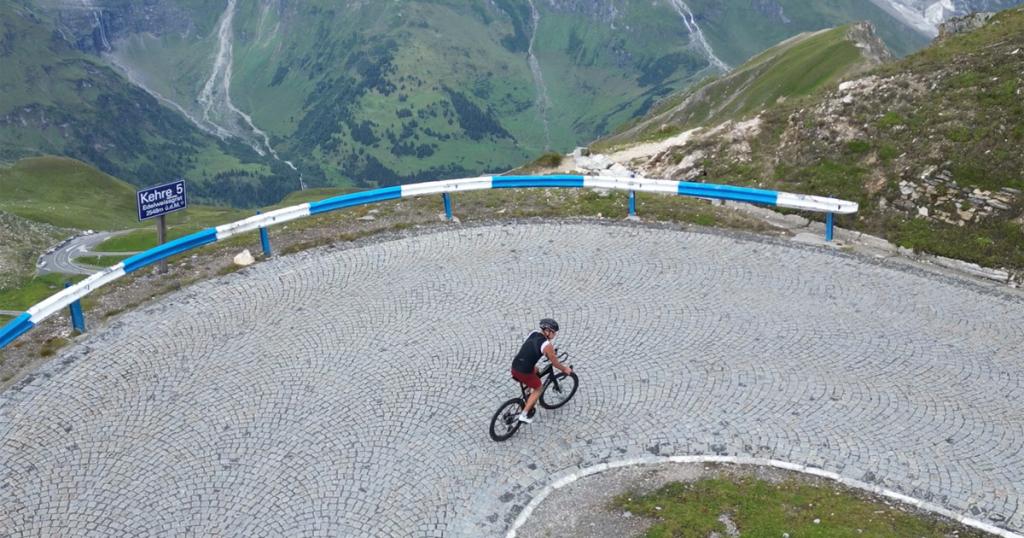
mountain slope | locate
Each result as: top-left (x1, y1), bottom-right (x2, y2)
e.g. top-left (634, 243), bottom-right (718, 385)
top-left (608, 8), bottom-right (1024, 270)
top-left (682, 0), bottom-right (929, 65)
top-left (97, 0), bottom-right (725, 187)
top-left (0, 2), bottom-right (303, 207)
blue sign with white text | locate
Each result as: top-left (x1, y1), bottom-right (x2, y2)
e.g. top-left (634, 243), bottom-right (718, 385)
top-left (137, 180), bottom-right (187, 221)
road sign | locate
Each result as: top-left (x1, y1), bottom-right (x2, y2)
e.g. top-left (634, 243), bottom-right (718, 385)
top-left (137, 179), bottom-right (187, 221)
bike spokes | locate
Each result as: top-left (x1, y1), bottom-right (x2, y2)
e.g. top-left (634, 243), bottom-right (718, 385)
top-left (539, 372), bottom-right (578, 409)
top-left (489, 398), bottom-right (526, 442)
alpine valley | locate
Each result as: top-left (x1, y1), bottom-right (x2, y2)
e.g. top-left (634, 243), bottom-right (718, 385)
top-left (4, 0), bottom-right (1019, 208)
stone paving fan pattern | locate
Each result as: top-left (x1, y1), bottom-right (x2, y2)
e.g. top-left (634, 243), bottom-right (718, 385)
top-left (0, 222), bottom-right (1022, 536)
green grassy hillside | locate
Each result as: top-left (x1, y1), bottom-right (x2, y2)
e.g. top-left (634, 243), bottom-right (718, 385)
top-left (0, 156), bottom-right (249, 231)
top-left (0, 157), bottom-right (139, 230)
top-left (0, 0), bottom-right (961, 210)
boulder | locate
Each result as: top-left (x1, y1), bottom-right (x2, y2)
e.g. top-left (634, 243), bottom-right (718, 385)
top-left (607, 163), bottom-right (634, 177)
top-left (233, 249), bottom-right (255, 266)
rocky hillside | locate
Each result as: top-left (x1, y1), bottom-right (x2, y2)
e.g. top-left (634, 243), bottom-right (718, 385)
top-left (0, 211), bottom-right (71, 291)
top-left (603, 8), bottom-right (1024, 271)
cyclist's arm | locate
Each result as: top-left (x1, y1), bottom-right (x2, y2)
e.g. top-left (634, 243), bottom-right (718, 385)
top-left (543, 342), bottom-right (571, 375)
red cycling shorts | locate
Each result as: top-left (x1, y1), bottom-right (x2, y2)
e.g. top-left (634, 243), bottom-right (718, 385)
top-left (511, 368), bottom-right (542, 390)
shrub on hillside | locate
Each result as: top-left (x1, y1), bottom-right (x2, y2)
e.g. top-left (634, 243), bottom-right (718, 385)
top-left (533, 152), bottom-right (563, 168)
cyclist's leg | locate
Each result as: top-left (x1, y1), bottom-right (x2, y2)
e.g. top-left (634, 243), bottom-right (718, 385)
top-left (512, 368), bottom-right (543, 419)
top-left (523, 386), bottom-right (542, 413)
top-left (522, 370), bottom-right (543, 414)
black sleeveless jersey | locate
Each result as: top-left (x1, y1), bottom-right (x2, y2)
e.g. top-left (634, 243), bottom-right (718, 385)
top-left (511, 331), bottom-right (549, 373)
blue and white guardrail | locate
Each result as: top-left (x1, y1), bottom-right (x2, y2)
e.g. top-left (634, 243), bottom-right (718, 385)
top-left (0, 174), bottom-right (857, 349)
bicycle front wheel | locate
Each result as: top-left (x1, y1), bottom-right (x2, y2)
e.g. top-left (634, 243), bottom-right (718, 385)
top-left (539, 372), bottom-right (578, 409)
top-left (489, 397), bottom-right (525, 442)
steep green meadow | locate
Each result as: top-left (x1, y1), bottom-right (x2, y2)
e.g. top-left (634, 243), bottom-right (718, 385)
top-left (0, 157), bottom-right (139, 230)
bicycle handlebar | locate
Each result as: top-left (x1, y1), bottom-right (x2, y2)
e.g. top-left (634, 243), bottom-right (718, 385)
top-left (540, 350), bottom-right (572, 373)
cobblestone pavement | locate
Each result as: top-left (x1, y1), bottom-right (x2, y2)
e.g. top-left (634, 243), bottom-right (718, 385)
top-left (2, 221), bottom-right (1022, 536)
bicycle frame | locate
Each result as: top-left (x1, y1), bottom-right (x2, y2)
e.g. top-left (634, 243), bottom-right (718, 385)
top-left (517, 351), bottom-right (570, 399)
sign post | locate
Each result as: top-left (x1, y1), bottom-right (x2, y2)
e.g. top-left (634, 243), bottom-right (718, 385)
top-left (137, 179), bottom-right (188, 274)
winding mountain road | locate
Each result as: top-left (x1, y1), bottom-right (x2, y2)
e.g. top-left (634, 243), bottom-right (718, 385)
top-left (2, 222), bottom-right (1022, 536)
top-left (37, 231), bottom-right (137, 276)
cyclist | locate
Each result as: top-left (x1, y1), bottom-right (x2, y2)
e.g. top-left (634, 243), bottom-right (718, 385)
top-left (510, 318), bottom-right (572, 424)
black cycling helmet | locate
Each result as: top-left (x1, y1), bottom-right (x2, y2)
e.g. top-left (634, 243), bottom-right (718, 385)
top-left (539, 318), bottom-right (559, 332)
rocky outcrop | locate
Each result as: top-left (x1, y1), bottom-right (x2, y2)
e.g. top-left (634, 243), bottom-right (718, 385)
top-left (938, 11), bottom-right (996, 38)
top-left (847, 22), bottom-right (895, 64)
top-left (613, 116), bottom-right (762, 181)
top-left (45, 2), bottom-right (198, 54)
top-left (890, 168), bottom-right (1021, 225)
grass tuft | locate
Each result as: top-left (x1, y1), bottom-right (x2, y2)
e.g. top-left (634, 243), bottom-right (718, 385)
top-left (39, 337), bottom-right (70, 358)
top-left (74, 255), bottom-right (129, 268)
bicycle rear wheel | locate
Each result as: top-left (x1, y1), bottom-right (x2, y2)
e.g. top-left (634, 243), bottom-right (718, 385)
top-left (539, 372), bottom-right (578, 409)
top-left (489, 397), bottom-right (526, 442)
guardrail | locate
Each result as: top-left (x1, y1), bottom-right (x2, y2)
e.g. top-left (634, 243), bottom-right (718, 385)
top-left (0, 174), bottom-right (857, 349)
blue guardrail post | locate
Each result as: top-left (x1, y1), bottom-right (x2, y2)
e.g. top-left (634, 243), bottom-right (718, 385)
top-left (64, 282), bottom-right (86, 333)
top-left (628, 190), bottom-right (637, 218)
top-left (442, 193), bottom-right (453, 221)
top-left (256, 211), bottom-right (272, 257)
top-left (825, 212), bottom-right (835, 242)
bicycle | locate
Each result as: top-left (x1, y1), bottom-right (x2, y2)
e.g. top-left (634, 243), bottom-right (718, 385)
top-left (489, 350), bottom-right (579, 442)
